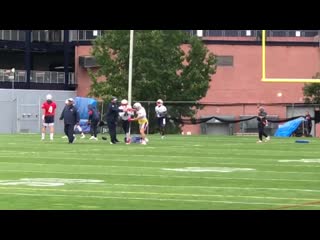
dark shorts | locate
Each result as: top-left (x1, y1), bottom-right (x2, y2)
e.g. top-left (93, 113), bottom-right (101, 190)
top-left (44, 115), bottom-right (54, 124)
top-left (158, 117), bottom-right (166, 127)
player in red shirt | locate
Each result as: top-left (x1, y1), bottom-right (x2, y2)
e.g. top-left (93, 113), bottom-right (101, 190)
top-left (41, 94), bottom-right (57, 141)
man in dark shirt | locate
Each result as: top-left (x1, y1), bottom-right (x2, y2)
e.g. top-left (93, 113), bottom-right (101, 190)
top-left (106, 97), bottom-right (124, 144)
top-left (257, 106), bottom-right (270, 143)
top-left (88, 104), bottom-right (100, 140)
top-left (59, 98), bottom-right (80, 144)
top-left (304, 111), bottom-right (312, 136)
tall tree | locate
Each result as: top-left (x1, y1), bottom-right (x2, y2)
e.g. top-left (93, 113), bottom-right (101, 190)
top-left (89, 30), bottom-right (217, 132)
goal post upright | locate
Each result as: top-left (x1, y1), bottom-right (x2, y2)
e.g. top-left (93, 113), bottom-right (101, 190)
top-left (261, 30), bottom-right (320, 83)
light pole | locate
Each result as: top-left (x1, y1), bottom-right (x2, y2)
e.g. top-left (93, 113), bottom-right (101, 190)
top-left (128, 30), bottom-right (134, 106)
top-left (127, 30), bottom-right (134, 140)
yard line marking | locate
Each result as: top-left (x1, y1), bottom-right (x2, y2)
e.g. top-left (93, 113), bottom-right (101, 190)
top-left (0, 178), bottom-right (103, 187)
top-left (110, 183), bottom-right (320, 193)
top-left (162, 167), bottom-right (255, 172)
top-left (0, 192), bottom-right (310, 207)
top-left (2, 179), bottom-right (317, 194)
top-left (0, 169), bottom-right (319, 177)
top-left (0, 186), bottom-right (317, 202)
top-left (2, 156), bottom-right (320, 169)
top-left (279, 159), bottom-right (320, 163)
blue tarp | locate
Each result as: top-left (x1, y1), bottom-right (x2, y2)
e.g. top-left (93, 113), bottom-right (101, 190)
top-left (274, 117), bottom-right (304, 137)
top-left (74, 97), bottom-right (98, 134)
top-left (74, 97), bottom-right (98, 119)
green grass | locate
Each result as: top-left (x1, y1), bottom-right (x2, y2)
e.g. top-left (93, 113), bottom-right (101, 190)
top-left (0, 133), bottom-right (319, 209)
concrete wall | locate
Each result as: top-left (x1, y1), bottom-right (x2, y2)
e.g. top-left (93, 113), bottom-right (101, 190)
top-left (0, 89), bottom-right (76, 134)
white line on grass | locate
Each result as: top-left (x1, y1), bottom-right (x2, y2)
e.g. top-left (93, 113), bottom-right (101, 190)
top-left (109, 183), bottom-right (320, 193)
top-left (0, 162), bottom-right (319, 176)
top-left (0, 168), bottom-right (319, 179)
top-left (0, 186), bottom-right (317, 202)
top-left (1, 155), bottom-right (320, 168)
top-left (0, 175), bottom-right (318, 193)
top-left (0, 191), bottom-right (315, 207)
top-left (279, 159), bottom-right (320, 163)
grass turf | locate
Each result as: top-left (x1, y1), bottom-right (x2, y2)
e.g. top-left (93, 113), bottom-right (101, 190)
top-left (0, 134), bottom-right (319, 210)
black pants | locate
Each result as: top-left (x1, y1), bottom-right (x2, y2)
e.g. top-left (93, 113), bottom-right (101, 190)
top-left (258, 124), bottom-right (268, 141)
top-left (157, 117), bottom-right (166, 136)
top-left (122, 120), bottom-right (130, 142)
top-left (90, 121), bottom-right (99, 137)
top-left (122, 120), bottom-right (129, 134)
top-left (107, 120), bottom-right (117, 143)
top-left (64, 124), bottom-right (75, 143)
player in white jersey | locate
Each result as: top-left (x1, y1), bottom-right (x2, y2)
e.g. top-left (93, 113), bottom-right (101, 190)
top-left (118, 99), bottom-right (134, 143)
top-left (155, 99), bottom-right (167, 139)
top-left (129, 102), bottom-right (149, 145)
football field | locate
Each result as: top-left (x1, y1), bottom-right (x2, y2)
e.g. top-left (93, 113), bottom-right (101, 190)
top-left (0, 134), bottom-right (319, 210)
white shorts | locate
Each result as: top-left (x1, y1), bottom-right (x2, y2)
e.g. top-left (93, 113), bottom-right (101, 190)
top-left (43, 123), bottom-right (54, 127)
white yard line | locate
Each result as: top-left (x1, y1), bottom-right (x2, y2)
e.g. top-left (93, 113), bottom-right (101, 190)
top-left (1, 156), bottom-right (320, 169)
top-left (0, 179), bottom-right (319, 193)
top-left (108, 183), bottom-right (320, 193)
top-left (0, 169), bottom-right (319, 180)
top-left (0, 191), bottom-right (317, 207)
top-left (0, 186), bottom-right (317, 202)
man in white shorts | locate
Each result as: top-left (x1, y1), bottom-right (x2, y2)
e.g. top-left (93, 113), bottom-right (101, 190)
top-left (41, 94), bottom-right (57, 141)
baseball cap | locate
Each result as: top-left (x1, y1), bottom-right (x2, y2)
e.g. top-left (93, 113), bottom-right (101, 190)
top-left (157, 99), bottom-right (163, 104)
top-left (46, 94), bottom-right (52, 100)
top-left (121, 99), bottom-right (128, 105)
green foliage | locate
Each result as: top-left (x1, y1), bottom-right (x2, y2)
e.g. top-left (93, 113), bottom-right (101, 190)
top-left (303, 72), bottom-right (320, 104)
top-left (88, 30), bottom-right (217, 133)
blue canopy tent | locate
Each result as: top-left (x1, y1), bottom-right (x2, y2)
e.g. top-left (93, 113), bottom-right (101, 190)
top-left (74, 97), bottom-right (98, 133)
top-left (274, 117), bottom-right (305, 137)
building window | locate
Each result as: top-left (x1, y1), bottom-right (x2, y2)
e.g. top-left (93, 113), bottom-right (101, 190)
top-left (85, 30), bottom-right (95, 40)
top-left (216, 56), bottom-right (233, 66)
top-left (3, 30), bottom-right (10, 40)
top-left (79, 30), bottom-right (85, 40)
top-left (224, 30), bottom-right (238, 37)
top-left (32, 30), bottom-right (39, 41)
top-left (18, 31), bottom-right (25, 41)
